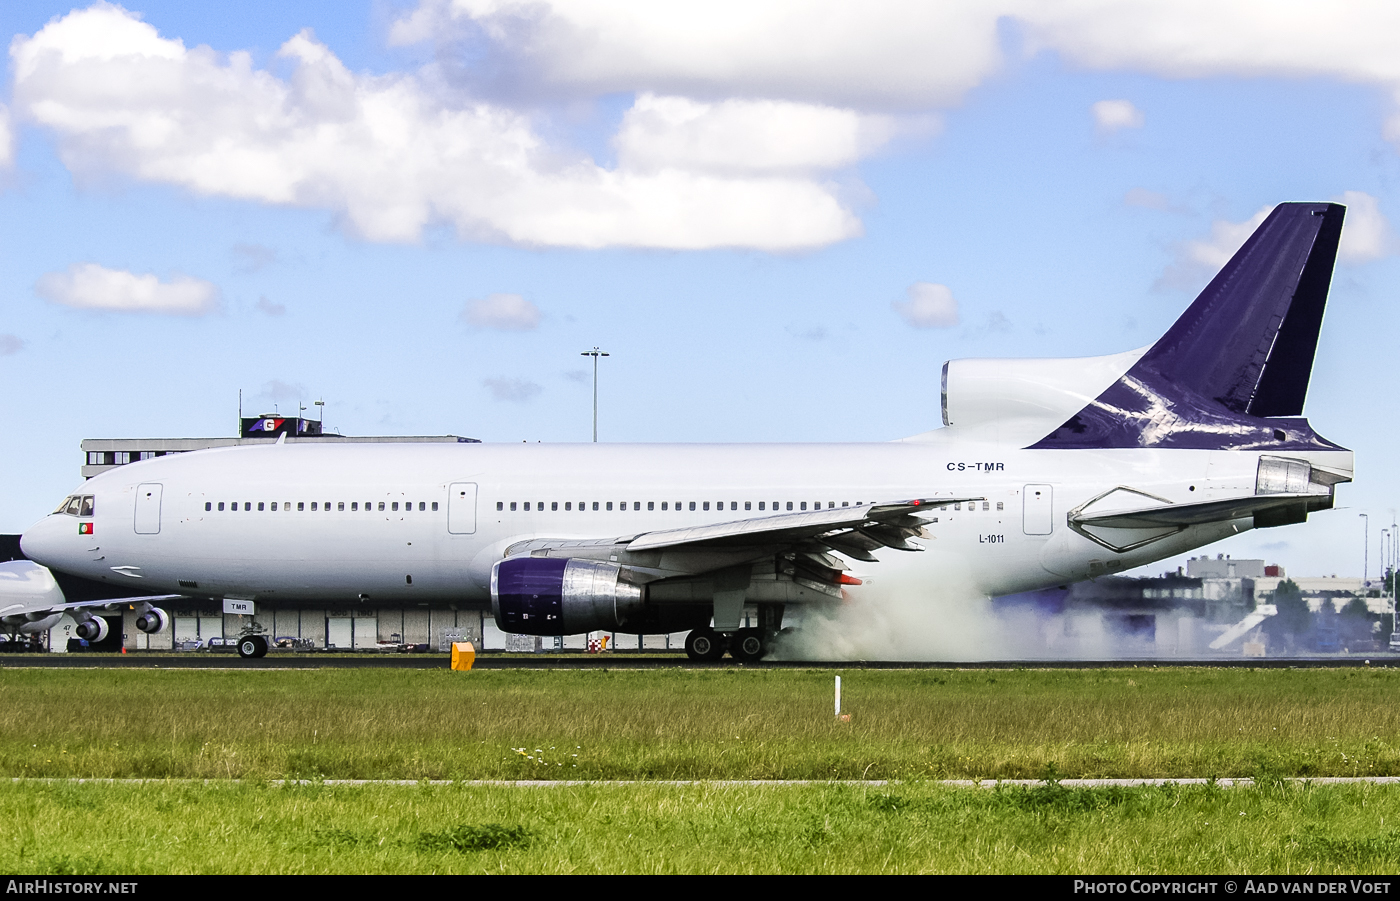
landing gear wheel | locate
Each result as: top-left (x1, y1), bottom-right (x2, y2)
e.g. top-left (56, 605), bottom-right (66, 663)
top-left (731, 628), bottom-right (766, 663)
top-left (685, 628), bottom-right (725, 662)
top-left (237, 635), bottom-right (268, 659)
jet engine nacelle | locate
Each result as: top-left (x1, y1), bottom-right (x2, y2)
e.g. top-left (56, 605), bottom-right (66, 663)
top-left (74, 616), bottom-right (110, 642)
top-left (940, 347), bottom-right (1147, 430)
top-left (135, 607), bottom-right (169, 635)
top-left (491, 557), bottom-right (644, 635)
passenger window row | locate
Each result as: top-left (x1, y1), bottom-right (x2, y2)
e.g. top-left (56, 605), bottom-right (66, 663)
top-left (496, 500), bottom-right (864, 513)
top-left (939, 502), bottom-right (1003, 511)
top-left (205, 500), bottom-right (440, 513)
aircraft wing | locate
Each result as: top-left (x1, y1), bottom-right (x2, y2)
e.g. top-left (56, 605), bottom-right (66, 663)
top-left (0, 594), bottom-right (185, 618)
top-left (625, 497), bottom-right (983, 555)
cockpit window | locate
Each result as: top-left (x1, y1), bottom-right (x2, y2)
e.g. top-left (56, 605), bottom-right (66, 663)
top-left (55, 495), bottom-right (95, 517)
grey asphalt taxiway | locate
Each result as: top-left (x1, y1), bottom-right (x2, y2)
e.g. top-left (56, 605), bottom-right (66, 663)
top-left (0, 652), bottom-right (1395, 669)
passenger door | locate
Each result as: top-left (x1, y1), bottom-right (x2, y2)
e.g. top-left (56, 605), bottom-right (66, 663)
top-left (448, 482), bottom-right (478, 534)
top-left (134, 483), bottom-right (163, 535)
top-left (1022, 484), bottom-right (1053, 535)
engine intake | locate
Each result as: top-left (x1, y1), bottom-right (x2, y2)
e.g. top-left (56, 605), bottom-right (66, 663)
top-left (135, 607), bottom-right (169, 635)
top-left (75, 616), bottom-right (109, 642)
top-left (491, 557), bottom-right (643, 635)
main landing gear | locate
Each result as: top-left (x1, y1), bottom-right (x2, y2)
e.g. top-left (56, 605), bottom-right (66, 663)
top-left (684, 626), bottom-right (771, 663)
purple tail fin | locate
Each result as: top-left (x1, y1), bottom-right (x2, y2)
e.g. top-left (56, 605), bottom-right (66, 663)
top-left (1031, 202), bottom-right (1346, 451)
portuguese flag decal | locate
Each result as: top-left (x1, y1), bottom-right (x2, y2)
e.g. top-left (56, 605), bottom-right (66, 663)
top-left (78, 522), bottom-right (93, 535)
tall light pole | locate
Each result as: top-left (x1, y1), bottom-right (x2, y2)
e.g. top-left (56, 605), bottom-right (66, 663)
top-left (1360, 513), bottom-right (1369, 588)
top-left (580, 347), bottom-right (609, 442)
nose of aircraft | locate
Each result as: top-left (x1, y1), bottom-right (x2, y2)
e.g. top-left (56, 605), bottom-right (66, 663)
top-left (19, 515), bottom-right (72, 570)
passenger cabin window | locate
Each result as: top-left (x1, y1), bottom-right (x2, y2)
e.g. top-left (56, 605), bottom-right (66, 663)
top-left (258, 502), bottom-right (265, 511)
top-left (432, 502), bottom-right (438, 511)
top-left (205, 502), bottom-right (212, 511)
top-left (298, 502), bottom-right (305, 511)
top-left (689, 502), bottom-right (696, 511)
top-left (218, 502), bottom-right (225, 511)
top-left (393, 502), bottom-right (400, 512)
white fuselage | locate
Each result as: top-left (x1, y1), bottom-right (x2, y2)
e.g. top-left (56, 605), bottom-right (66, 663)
top-left (17, 431), bottom-right (1354, 613)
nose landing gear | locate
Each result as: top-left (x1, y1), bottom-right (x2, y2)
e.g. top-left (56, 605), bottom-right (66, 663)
top-left (236, 633), bottom-right (268, 659)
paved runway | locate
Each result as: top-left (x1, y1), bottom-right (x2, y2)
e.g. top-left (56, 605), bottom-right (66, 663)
top-left (0, 652), bottom-right (1395, 669)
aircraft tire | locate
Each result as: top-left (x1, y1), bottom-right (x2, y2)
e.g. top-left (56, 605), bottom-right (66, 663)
top-left (731, 628), bottom-right (765, 663)
top-left (684, 628), bottom-right (725, 662)
top-left (237, 636), bottom-right (268, 659)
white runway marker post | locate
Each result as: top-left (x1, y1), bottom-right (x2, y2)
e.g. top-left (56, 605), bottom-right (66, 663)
top-left (835, 675), bottom-right (841, 717)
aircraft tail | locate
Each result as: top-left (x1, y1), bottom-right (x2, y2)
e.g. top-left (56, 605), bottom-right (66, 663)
top-left (1031, 202), bottom-right (1346, 450)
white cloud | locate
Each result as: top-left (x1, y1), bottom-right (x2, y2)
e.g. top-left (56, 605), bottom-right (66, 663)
top-left (10, 5), bottom-right (861, 251)
top-left (1184, 206), bottom-right (1274, 270)
top-left (1334, 190), bottom-right (1392, 263)
top-left (484, 377), bottom-right (542, 402)
top-left (35, 263), bottom-right (220, 315)
top-left (390, 0), bottom-right (1008, 109)
top-left (0, 334), bottom-right (23, 355)
top-left (893, 282), bottom-right (958, 328)
top-left (615, 93), bottom-right (900, 175)
top-left (1160, 195), bottom-right (1392, 288)
top-left (462, 293), bottom-right (541, 330)
top-left (25, 3), bottom-right (1400, 256)
top-left (392, 2), bottom-right (1400, 152)
top-left (0, 105), bottom-right (13, 169)
top-left (1091, 99), bottom-right (1143, 134)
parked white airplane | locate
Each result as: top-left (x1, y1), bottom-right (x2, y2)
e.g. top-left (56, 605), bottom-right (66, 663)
top-left (12, 203), bottom-right (1353, 660)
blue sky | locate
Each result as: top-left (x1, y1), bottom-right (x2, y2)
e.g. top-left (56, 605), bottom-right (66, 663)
top-left (1, 1), bottom-right (1398, 579)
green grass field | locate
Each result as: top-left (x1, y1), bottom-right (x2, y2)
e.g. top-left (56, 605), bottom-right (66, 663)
top-left (0, 666), bottom-right (1396, 780)
top-left (1, 665), bottom-right (1397, 873)
top-left (5, 780), bottom-right (1400, 874)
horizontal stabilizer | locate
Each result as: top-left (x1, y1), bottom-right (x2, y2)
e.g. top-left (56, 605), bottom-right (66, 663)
top-left (1071, 492), bottom-right (1327, 530)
